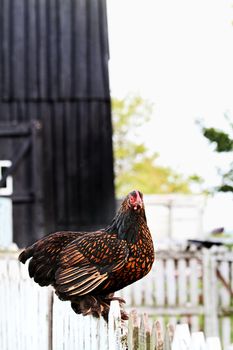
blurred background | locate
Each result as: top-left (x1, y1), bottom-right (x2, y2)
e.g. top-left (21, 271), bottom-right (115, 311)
top-left (0, 0), bottom-right (232, 349)
top-left (107, 0), bottom-right (233, 246)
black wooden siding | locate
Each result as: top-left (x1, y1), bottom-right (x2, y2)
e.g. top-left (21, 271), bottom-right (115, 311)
top-left (0, 0), bottom-right (115, 247)
top-left (0, 0), bottom-right (110, 100)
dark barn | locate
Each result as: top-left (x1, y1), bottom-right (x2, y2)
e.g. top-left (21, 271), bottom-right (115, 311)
top-left (0, 0), bottom-right (115, 247)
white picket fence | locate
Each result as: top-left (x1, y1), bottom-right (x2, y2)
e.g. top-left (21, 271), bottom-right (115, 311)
top-left (0, 247), bottom-right (233, 349)
top-left (0, 256), bottom-right (112, 350)
top-left (117, 246), bottom-right (233, 349)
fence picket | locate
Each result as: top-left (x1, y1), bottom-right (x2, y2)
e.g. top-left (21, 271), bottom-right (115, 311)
top-left (154, 320), bottom-right (164, 350)
top-left (99, 316), bottom-right (109, 349)
top-left (164, 324), bottom-right (174, 350)
top-left (155, 259), bottom-right (165, 306)
top-left (178, 259), bottom-right (187, 305)
top-left (172, 324), bottom-right (191, 350)
top-left (191, 331), bottom-right (206, 350)
top-left (118, 278), bottom-right (132, 305)
top-left (139, 314), bottom-right (151, 350)
top-left (189, 258), bottom-right (200, 332)
top-left (219, 258), bottom-right (231, 350)
top-left (165, 258), bottom-right (177, 326)
top-left (143, 273), bottom-right (154, 306)
top-left (0, 260), bottom-right (6, 350)
top-left (133, 278), bottom-right (144, 306)
top-left (203, 249), bottom-right (219, 337)
top-left (206, 337), bottom-right (222, 350)
top-left (52, 297), bottom-right (63, 350)
top-left (108, 300), bottom-right (123, 350)
top-left (178, 258), bottom-right (188, 324)
top-left (166, 259), bottom-right (176, 306)
top-left (139, 314), bottom-right (146, 350)
top-left (128, 309), bottom-right (140, 350)
top-left (84, 315), bottom-right (92, 350)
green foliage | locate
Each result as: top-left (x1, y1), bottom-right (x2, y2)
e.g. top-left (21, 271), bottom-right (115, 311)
top-left (219, 167), bottom-right (233, 192)
top-left (203, 127), bottom-right (233, 152)
top-left (201, 117), bottom-right (233, 193)
top-left (112, 95), bottom-right (196, 197)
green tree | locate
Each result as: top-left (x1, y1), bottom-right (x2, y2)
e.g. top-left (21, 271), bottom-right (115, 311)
top-left (112, 95), bottom-right (196, 197)
top-left (202, 116), bottom-right (233, 193)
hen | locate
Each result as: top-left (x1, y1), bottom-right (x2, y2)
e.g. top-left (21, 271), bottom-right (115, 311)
top-left (19, 190), bottom-right (154, 320)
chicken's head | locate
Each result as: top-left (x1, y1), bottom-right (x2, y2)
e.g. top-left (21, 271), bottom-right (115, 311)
top-left (128, 190), bottom-right (144, 211)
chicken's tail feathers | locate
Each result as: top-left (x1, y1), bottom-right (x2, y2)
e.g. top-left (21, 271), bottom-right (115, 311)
top-left (18, 246), bottom-right (34, 264)
top-left (18, 231), bottom-right (80, 286)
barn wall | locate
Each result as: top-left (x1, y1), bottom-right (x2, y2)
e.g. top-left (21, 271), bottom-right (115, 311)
top-left (0, 0), bottom-right (115, 247)
top-left (0, 0), bottom-right (110, 100)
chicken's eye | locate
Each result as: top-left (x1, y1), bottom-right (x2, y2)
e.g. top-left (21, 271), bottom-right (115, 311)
top-left (129, 195), bottom-right (136, 204)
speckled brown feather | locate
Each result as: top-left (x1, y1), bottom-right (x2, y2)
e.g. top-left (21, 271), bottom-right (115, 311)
top-left (18, 190), bottom-right (155, 320)
top-left (54, 233), bottom-right (129, 298)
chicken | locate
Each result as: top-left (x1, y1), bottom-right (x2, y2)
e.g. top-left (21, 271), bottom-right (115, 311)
top-left (18, 190), bottom-right (154, 320)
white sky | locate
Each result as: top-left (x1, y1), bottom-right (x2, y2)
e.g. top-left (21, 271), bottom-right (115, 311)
top-left (107, 0), bottom-right (233, 189)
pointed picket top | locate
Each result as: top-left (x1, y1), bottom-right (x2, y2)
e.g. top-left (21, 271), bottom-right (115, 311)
top-left (143, 313), bottom-right (151, 350)
top-left (172, 324), bottom-right (191, 350)
top-left (164, 324), bottom-right (175, 350)
top-left (139, 313), bottom-right (151, 350)
top-left (128, 309), bottom-right (140, 350)
top-left (153, 320), bottom-right (164, 350)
